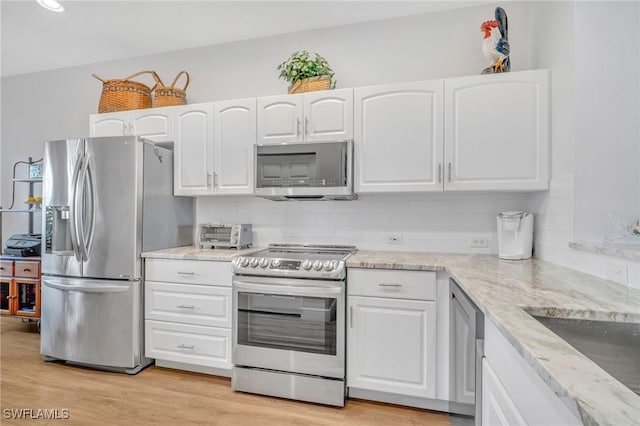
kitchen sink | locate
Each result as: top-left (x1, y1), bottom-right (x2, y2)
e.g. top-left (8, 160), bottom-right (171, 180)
top-left (530, 314), bottom-right (640, 396)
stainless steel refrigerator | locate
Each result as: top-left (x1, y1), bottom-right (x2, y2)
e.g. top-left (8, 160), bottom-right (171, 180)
top-left (40, 136), bottom-right (193, 374)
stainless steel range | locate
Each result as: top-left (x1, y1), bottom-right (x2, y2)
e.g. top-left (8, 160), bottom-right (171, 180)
top-left (231, 243), bottom-right (356, 407)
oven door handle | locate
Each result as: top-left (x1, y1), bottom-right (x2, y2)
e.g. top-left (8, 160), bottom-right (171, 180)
top-left (233, 280), bottom-right (343, 297)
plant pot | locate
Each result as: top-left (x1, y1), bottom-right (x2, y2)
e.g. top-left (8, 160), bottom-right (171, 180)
top-left (288, 76), bottom-right (331, 94)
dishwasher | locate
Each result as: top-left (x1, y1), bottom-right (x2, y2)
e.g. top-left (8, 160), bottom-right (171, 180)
top-left (450, 278), bottom-right (484, 425)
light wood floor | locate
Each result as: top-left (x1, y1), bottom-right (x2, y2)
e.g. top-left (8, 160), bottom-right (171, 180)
top-left (0, 318), bottom-right (451, 425)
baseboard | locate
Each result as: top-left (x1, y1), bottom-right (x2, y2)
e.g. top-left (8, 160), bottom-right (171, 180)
top-left (155, 359), bottom-right (231, 377)
top-left (348, 387), bottom-right (450, 412)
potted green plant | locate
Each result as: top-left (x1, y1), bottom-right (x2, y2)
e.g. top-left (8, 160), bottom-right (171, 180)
top-left (277, 51), bottom-right (336, 94)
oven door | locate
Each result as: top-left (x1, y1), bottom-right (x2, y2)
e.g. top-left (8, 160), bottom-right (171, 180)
top-left (232, 276), bottom-right (345, 379)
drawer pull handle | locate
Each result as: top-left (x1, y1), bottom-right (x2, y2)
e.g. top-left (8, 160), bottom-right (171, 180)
top-left (23, 268), bottom-right (32, 272)
top-left (177, 305), bottom-right (195, 309)
top-left (177, 344), bottom-right (194, 349)
top-left (177, 271), bottom-right (195, 275)
top-left (378, 283), bottom-right (402, 288)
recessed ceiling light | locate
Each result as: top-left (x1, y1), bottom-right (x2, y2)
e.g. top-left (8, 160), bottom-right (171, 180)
top-left (36, 0), bottom-right (64, 13)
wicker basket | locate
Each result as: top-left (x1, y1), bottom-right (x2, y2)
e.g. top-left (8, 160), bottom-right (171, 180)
top-left (93, 71), bottom-right (160, 113)
top-left (288, 76), bottom-right (331, 94)
top-left (154, 71), bottom-right (190, 107)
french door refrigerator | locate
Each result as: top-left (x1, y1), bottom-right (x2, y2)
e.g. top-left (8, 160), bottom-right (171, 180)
top-left (40, 136), bottom-right (193, 374)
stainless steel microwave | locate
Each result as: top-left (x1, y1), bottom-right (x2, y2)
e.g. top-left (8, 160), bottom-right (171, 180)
top-left (254, 140), bottom-right (356, 201)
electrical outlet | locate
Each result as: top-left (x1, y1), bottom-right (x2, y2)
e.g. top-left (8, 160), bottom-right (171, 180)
top-left (470, 236), bottom-right (489, 248)
top-left (606, 263), bottom-right (629, 285)
top-left (386, 235), bottom-right (403, 245)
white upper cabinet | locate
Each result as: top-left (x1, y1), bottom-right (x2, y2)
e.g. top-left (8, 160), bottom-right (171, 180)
top-left (257, 94), bottom-right (303, 144)
top-left (444, 69), bottom-right (550, 191)
top-left (303, 88), bottom-right (353, 141)
top-left (89, 108), bottom-right (173, 143)
top-left (213, 98), bottom-right (256, 195)
top-left (257, 89), bottom-right (353, 144)
top-left (354, 81), bottom-right (444, 193)
top-left (129, 108), bottom-right (174, 143)
top-left (90, 112), bottom-right (128, 137)
top-left (173, 103), bottom-right (214, 196)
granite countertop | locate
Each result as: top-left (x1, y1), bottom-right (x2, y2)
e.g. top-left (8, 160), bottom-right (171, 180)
top-left (141, 245), bottom-right (263, 261)
top-left (348, 250), bottom-right (640, 426)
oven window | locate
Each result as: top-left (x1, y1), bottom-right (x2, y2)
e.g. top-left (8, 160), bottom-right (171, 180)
top-left (237, 292), bottom-right (337, 355)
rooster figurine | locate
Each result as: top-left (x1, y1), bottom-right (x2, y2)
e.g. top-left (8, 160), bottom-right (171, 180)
top-left (481, 7), bottom-right (510, 74)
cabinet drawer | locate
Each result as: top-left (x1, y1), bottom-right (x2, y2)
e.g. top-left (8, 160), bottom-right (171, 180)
top-left (0, 261), bottom-right (13, 277)
top-left (145, 259), bottom-right (231, 286)
top-left (347, 269), bottom-right (436, 300)
top-left (14, 261), bottom-right (40, 278)
top-left (145, 320), bottom-right (231, 370)
top-left (145, 281), bottom-right (231, 327)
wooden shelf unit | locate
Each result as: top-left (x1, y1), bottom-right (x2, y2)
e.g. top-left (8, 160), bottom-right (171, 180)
top-left (0, 256), bottom-right (41, 319)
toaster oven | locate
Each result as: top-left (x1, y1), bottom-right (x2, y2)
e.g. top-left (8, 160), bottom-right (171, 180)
top-left (198, 224), bottom-right (252, 249)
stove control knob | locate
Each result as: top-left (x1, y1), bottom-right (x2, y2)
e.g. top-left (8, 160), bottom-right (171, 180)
top-left (239, 257), bottom-right (249, 267)
top-left (250, 258), bottom-right (260, 268)
top-left (302, 260), bottom-right (312, 270)
top-left (259, 258), bottom-right (269, 268)
top-left (312, 260), bottom-right (323, 271)
top-left (323, 261), bottom-right (335, 271)
top-left (231, 237), bottom-right (238, 244)
top-left (272, 259), bottom-right (281, 267)
top-left (231, 230), bottom-right (239, 236)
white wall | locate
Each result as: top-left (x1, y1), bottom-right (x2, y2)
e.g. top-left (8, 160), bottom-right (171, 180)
top-left (527, 1), bottom-right (640, 289)
top-left (197, 193), bottom-right (528, 252)
top-left (1, 2), bottom-right (536, 251)
top-left (573, 1), bottom-right (640, 243)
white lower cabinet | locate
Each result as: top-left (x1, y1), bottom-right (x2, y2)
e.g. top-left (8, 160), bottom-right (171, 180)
top-left (482, 358), bottom-right (527, 426)
top-left (347, 269), bottom-right (438, 402)
top-left (145, 320), bottom-right (231, 370)
top-left (144, 259), bottom-right (233, 376)
top-left (482, 319), bottom-right (583, 426)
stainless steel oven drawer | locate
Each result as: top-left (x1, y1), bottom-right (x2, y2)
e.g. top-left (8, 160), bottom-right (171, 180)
top-left (233, 366), bottom-right (345, 407)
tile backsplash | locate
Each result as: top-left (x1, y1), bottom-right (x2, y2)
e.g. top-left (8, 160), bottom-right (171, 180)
top-left (196, 193), bottom-right (529, 252)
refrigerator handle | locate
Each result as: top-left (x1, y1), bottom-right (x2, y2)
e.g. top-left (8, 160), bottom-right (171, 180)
top-left (76, 153), bottom-right (90, 262)
top-left (84, 156), bottom-right (97, 258)
top-left (69, 153), bottom-right (84, 262)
